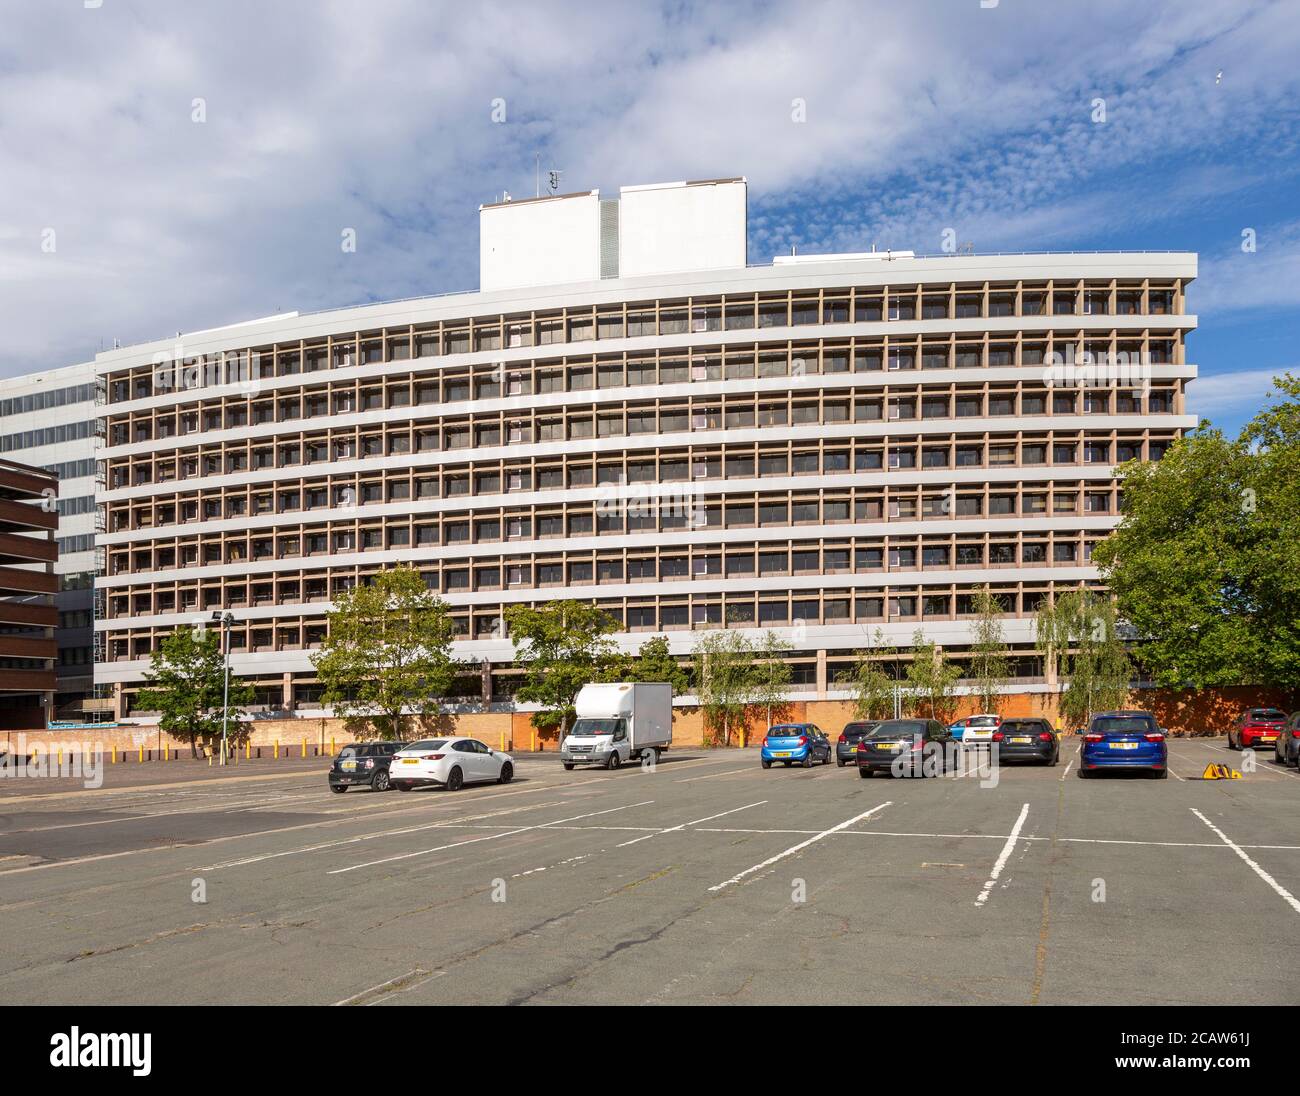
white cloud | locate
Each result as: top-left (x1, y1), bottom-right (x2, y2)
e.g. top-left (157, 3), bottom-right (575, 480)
top-left (1186, 366), bottom-right (1294, 426)
top-left (1, 0), bottom-right (1298, 377)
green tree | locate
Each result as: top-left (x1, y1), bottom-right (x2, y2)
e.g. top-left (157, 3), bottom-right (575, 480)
top-left (692, 629), bottom-right (756, 747)
top-left (751, 629), bottom-right (793, 729)
top-left (1093, 373), bottom-right (1300, 690)
top-left (138, 627), bottom-right (253, 759)
top-left (836, 628), bottom-right (899, 720)
top-left (1034, 588), bottom-right (1132, 728)
top-left (311, 566), bottom-right (460, 740)
top-left (969, 585), bottom-right (1012, 714)
top-left (627, 635), bottom-right (690, 694)
top-left (904, 630), bottom-right (961, 723)
top-left (504, 600), bottom-right (620, 736)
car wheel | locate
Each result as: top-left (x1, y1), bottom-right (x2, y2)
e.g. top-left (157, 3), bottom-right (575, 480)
top-left (837, 758), bottom-right (846, 767)
top-left (446, 766), bottom-right (464, 791)
top-left (563, 762), bottom-right (574, 771)
top-left (802, 752), bottom-right (814, 768)
top-left (822, 749), bottom-right (831, 765)
top-left (858, 768), bottom-right (871, 779)
top-left (1078, 766), bottom-right (1091, 779)
top-left (1228, 735), bottom-right (1238, 750)
top-left (606, 751), bottom-right (621, 771)
top-left (394, 782), bottom-right (412, 792)
top-left (1153, 767), bottom-right (1168, 779)
top-left (330, 784), bottom-right (347, 794)
top-left (761, 759), bottom-right (771, 769)
top-left (371, 770), bottom-right (390, 792)
top-left (498, 761), bottom-right (513, 784)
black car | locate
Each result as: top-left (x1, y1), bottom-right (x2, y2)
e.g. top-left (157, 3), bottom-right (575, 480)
top-left (836, 721), bottom-right (880, 766)
top-left (991, 718), bottom-right (1059, 765)
top-left (328, 742), bottom-right (407, 792)
top-left (856, 719), bottom-right (951, 778)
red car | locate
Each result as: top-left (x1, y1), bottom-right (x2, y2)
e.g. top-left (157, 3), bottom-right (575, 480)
top-left (1227, 708), bottom-right (1287, 750)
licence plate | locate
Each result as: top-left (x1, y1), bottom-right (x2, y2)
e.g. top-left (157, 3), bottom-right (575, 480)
top-left (875, 742), bottom-right (899, 751)
top-left (1261, 736), bottom-right (1277, 742)
top-left (402, 758), bottom-right (419, 764)
top-left (773, 751), bottom-right (791, 757)
top-left (341, 760), bottom-right (356, 771)
top-left (1010, 737), bottom-right (1032, 744)
top-left (1109, 741), bottom-right (1139, 750)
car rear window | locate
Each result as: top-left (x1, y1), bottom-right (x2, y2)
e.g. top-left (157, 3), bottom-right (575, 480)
top-left (869, 720), bottom-right (927, 738)
top-left (769, 725), bottom-right (809, 736)
top-left (1001, 721), bottom-right (1047, 734)
top-left (1249, 709), bottom-right (1285, 720)
top-left (1092, 717), bottom-right (1155, 735)
top-left (967, 715), bottom-right (1000, 728)
top-left (842, 723), bottom-right (877, 737)
top-left (404, 739), bottom-right (448, 751)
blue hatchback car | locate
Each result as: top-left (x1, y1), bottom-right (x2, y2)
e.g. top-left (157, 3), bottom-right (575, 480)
top-left (760, 723), bottom-right (832, 768)
top-left (1078, 710), bottom-right (1167, 779)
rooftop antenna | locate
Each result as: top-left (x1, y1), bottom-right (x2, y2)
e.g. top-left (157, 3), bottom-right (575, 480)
top-left (547, 169), bottom-right (563, 195)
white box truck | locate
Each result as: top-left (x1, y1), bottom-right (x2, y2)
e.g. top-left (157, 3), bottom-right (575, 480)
top-left (560, 683), bottom-right (673, 770)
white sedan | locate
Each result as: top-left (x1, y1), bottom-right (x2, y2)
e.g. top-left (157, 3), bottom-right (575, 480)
top-left (389, 737), bottom-right (514, 791)
top-left (957, 714), bottom-right (1003, 747)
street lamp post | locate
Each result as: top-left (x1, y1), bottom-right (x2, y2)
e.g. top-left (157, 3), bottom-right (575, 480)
top-left (212, 611), bottom-right (234, 765)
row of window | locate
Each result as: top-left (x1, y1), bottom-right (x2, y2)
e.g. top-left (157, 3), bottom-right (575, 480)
top-left (0, 383), bottom-right (96, 417)
top-left (105, 279), bottom-right (1184, 402)
top-left (106, 374), bottom-right (1181, 452)
top-left (103, 488), bottom-right (1121, 576)
top-left (0, 419), bottom-right (97, 455)
top-left (105, 431), bottom-right (1171, 518)
top-left (100, 580), bottom-right (1101, 657)
top-left (102, 534), bottom-right (1105, 618)
top-left (105, 333), bottom-right (1184, 432)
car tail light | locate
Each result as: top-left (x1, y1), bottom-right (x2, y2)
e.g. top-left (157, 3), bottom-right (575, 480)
top-left (798, 736), bottom-right (808, 746)
top-left (421, 753), bottom-right (445, 761)
top-left (991, 731), bottom-right (1005, 742)
top-left (838, 734), bottom-right (846, 744)
top-left (1038, 732), bottom-right (1053, 742)
top-left (1143, 733), bottom-right (1164, 742)
top-left (762, 737), bottom-right (769, 748)
top-left (1084, 733), bottom-right (1104, 743)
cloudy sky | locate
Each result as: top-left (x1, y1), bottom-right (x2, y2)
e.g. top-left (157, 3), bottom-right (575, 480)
top-left (2, 0), bottom-right (1298, 434)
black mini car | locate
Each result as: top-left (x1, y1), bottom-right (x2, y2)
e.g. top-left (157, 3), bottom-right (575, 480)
top-left (328, 742), bottom-right (408, 792)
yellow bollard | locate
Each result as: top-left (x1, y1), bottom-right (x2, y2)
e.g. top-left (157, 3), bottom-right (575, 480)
top-left (330, 737), bottom-right (335, 756)
top-left (245, 741), bottom-right (251, 760)
top-left (301, 739), bottom-right (307, 759)
top-left (138, 744), bottom-right (144, 764)
top-left (274, 741), bottom-right (280, 759)
top-left (112, 745), bottom-right (117, 765)
top-left (57, 747), bottom-right (63, 769)
top-left (531, 732), bottom-right (536, 752)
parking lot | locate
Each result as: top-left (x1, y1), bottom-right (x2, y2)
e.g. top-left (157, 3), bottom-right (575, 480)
top-left (0, 737), bottom-right (1297, 1005)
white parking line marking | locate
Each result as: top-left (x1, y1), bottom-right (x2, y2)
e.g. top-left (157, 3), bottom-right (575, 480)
top-left (327, 800), bottom-right (655, 875)
top-left (334, 968), bottom-right (445, 1006)
top-left (975, 802), bottom-right (1029, 907)
top-left (673, 767), bottom-right (754, 783)
top-left (1060, 759), bottom-right (1074, 779)
top-left (201, 797), bottom-right (585, 870)
top-left (615, 801), bottom-right (767, 847)
top-left (707, 802), bottom-right (891, 892)
top-left (1190, 808), bottom-right (1300, 916)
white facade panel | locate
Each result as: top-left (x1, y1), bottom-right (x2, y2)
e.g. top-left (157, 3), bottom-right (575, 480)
top-left (618, 179), bottom-right (747, 279)
top-left (479, 191), bottom-right (601, 292)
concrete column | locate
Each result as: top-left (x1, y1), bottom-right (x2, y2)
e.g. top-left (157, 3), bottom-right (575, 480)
top-left (113, 681), bottom-right (124, 721)
top-left (815, 650), bottom-right (828, 698)
top-left (480, 659), bottom-right (492, 705)
top-left (282, 673), bottom-right (293, 709)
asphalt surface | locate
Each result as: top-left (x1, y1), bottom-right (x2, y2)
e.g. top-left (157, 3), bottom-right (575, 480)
top-left (0, 739), bottom-right (1297, 1005)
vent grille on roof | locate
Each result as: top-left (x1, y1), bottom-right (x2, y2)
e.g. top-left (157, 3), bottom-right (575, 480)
top-left (599, 199), bottom-right (620, 279)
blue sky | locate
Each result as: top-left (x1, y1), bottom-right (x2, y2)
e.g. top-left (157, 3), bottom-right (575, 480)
top-left (1, 0), bottom-right (1298, 435)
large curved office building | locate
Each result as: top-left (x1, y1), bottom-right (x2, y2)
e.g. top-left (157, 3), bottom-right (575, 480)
top-left (93, 178), bottom-right (1197, 715)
